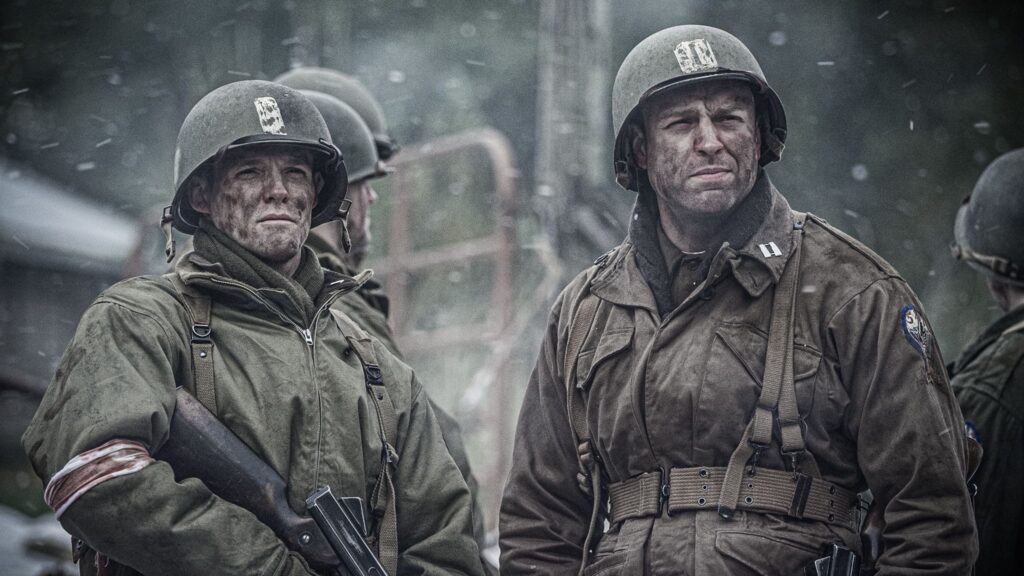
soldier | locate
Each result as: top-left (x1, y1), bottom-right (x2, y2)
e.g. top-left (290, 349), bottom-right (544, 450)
top-left (499, 25), bottom-right (977, 575)
top-left (275, 67), bottom-right (400, 163)
top-left (950, 148), bottom-right (1024, 575)
top-left (22, 80), bottom-right (482, 576)
top-left (275, 69), bottom-right (490, 559)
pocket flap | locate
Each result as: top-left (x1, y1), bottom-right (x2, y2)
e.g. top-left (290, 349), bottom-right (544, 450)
top-left (714, 530), bottom-right (823, 575)
top-left (716, 323), bottom-right (821, 384)
top-left (576, 327), bottom-right (633, 389)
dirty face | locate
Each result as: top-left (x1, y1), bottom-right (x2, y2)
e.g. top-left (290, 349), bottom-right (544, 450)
top-left (191, 145), bottom-right (318, 269)
top-left (345, 178), bottom-right (378, 266)
top-left (633, 79), bottom-right (760, 220)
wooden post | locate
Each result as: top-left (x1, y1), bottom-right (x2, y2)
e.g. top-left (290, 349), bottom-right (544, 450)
top-left (534, 0), bottom-right (616, 274)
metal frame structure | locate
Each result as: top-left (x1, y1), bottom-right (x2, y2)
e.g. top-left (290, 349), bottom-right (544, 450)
top-left (373, 128), bottom-right (518, 532)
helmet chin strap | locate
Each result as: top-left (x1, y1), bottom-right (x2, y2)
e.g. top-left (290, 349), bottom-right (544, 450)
top-left (161, 206), bottom-right (177, 263)
top-left (336, 199), bottom-right (353, 253)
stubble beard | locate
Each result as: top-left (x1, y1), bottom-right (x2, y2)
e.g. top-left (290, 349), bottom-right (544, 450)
top-left (210, 199), bottom-right (310, 265)
top-left (651, 148), bottom-right (759, 223)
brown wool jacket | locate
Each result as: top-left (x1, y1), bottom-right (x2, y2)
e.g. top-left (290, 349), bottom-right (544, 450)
top-left (499, 180), bottom-right (977, 575)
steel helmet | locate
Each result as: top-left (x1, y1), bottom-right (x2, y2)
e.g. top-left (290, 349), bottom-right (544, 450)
top-left (612, 25), bottom-right (787, 191)
top-left (169, 80), bottom-right (346, 235)
top-left (275, 67), bottom-right (400, 160)
top-left (299, 90), bottom-right (390, 183)
top-left (952, 148), bottom-right (1024, 286)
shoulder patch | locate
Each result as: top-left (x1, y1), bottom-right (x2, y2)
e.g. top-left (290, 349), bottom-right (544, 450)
top-left (964, 420), bottom-right (982, 446)
top-left (900, 304), bottom-right (929, 356)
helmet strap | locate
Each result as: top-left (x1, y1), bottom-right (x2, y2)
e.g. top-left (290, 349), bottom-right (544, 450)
top-left (338, 218), bottom-right (353, 254)
top-left (337, 198), bottom-right (353, 253)
top-left (161, 206), bottom-right (176, 263)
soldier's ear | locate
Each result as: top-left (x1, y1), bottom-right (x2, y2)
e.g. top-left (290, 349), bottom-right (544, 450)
top-left (188, 176), bottom-right (212, 215)
top-left (629, 123), bottom-right (649, 170)
top-left (314, 172), bottom-right (325, 194)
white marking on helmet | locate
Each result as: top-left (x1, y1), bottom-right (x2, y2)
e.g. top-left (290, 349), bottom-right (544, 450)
top-left (254, 96), bottom-right (287, 135)
top-left (674, 39), bottom-right (718, 74)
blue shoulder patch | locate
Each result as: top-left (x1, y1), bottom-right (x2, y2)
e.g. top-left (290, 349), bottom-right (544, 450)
top-left (965, 421), bottom-right (982, 446)
top-left (900, 304), bottom-right (929, 356)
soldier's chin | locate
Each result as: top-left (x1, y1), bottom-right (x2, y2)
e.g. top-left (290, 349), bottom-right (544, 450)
top-left (252, 240), bottom-right (302, 264)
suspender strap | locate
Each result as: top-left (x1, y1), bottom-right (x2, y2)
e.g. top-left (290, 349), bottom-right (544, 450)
top-left (337, 312), bottom-right (399, 576)
top-left (563, 284), bottom-right (603, 576)
top-left (608, 466), bottom-right (856, 527)
top-left (719, 215), bottom-right (821, 519)
top-left (167, 273), bottom-right (216, 413)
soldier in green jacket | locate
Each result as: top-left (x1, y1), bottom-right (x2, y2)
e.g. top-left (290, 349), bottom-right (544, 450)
top-left (22, 80), bottom-right (482, 576)
top-left (950, 148), bottom-right (1024, 575)
top-left (276, 70), bottom-right (489, 559)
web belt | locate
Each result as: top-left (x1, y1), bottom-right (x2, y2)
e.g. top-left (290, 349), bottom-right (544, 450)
top-left (607, 466), bottom-right (856, 528)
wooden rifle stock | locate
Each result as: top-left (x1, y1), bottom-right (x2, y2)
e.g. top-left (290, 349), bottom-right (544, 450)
top-left (155, 388), bottom-right (339, 570)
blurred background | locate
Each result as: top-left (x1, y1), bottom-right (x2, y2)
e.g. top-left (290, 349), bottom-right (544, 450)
top-left (1, 0), bottom-right (1022, 572)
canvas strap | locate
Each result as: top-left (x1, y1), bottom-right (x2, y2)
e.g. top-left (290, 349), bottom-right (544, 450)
top-left (333, 310), bottom-right (399, 576)
top-left (717, 213), bottom-right (820, 520)
top-left (167, 273), bottom-right (216, 413)
top-left (607, 466), bottom-right (855, 527)
top-left (563, 281), bottom-right (603, 576)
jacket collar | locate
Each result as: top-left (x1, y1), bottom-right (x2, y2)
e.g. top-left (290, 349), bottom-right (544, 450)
top-left (590, 174), bottom-right (799, 313)
top-left (727, 185), bottom-right (798, 298)
top-left (174, 248), bottom-right (368, 315)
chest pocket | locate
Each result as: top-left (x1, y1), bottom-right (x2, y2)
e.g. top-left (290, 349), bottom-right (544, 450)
top-left (575, 327), bottom-right (634, 391)
top-left (698, 323), bottom-right (821, 457)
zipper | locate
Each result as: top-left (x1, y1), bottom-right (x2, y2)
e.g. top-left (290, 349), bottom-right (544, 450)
top-left (205, 276), bottom-right (306, 335)
top-left (203, 275), bottom-right (352, 345)
top-left (197, 273), bottom-right (355, 490)
top-left (304, 288), bottom-right (348, 488)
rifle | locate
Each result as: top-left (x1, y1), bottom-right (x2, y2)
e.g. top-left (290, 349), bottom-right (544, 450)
top-left (155, 387), bottom-right (388, 576)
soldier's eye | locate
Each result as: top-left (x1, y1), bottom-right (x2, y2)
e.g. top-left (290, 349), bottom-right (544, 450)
top-left (665, 118), bottom-right (692, 129)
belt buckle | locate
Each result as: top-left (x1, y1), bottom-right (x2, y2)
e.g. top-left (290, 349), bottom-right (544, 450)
top-left (657, 465), bottom-right (671, 516)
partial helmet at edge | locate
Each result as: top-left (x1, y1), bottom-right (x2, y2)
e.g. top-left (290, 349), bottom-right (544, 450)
top-left (952, 148), bottom-right (1024, 286)
top-left (300, 90), bottom-right (391, 184)
top-left (275, 67), bottom-right (400, 160)
top-left (170, 80), bottom-right (346, 235)
top-left (611, 25), bottom-right (787, 191)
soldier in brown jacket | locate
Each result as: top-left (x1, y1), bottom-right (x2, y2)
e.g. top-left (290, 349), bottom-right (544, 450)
top-left (499, 25), bottom-right (977, 575)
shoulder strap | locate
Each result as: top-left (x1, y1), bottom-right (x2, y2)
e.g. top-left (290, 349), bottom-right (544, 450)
top-left (331, 309), bottom-right (399, 576)
top-left (166, 273), bottom-right (217, 414)
top-left (719, 213), bottom-right (820, 519)
top-left (562, 282), bottom-right (603, 576)
top-left (1002, 318), bottom-right (1024, 338)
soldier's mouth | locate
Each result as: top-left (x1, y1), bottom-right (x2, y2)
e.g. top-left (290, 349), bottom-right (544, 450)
top-left (258, 213), bottom-right (298, 224)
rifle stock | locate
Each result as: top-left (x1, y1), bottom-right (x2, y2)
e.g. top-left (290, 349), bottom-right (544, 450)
top-left (155, 387), bottom-right (340, 570)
